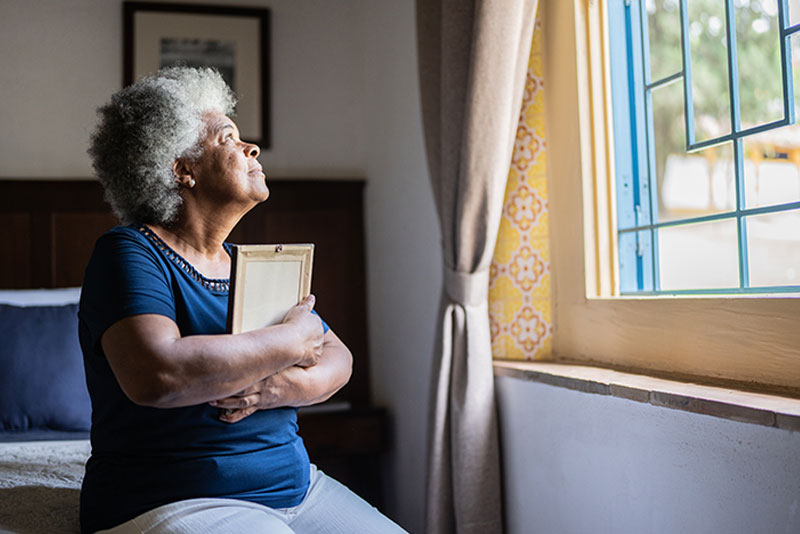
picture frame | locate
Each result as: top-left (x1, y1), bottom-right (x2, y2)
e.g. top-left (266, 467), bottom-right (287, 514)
top-left (123, 1), bottom-right (271, 147)
top-left (227, 244), bottom-right (314, 334)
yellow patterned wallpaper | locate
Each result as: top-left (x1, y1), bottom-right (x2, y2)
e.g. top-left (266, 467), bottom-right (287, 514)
top-left (489, 9), bottom-right (552, 360)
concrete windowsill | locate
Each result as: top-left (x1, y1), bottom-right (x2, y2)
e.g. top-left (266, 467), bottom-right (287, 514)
top-left (493, 360), bottom-right (800, 432)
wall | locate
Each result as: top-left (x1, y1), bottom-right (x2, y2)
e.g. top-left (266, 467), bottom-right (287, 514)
top-left (497, 375), bottom-right (800, 534)
top-left (0, 0), bottom-right (365, 178)
top-left (359, 2), bottom-right (439, 533)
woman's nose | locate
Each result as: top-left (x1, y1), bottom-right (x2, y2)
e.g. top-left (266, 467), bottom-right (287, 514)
top-left (246, 143), bottom-right (260, 158)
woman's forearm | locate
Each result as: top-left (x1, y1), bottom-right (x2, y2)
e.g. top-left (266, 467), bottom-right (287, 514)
top-left (211, 330), bottom-right (353, 421)
top-left (101, 310), bottom-right (323, 408)
top-left (154, 324), bottom-right (307, 406)
top-left (271, 334), bottom-right (353, 407)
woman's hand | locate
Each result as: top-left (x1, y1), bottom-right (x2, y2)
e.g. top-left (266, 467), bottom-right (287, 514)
top-left (210, 329), bottom-right (353, 423)
top-left (282, 295), bottom-right (324, 368)
top-left (210, 366), bottom-right (305, 423)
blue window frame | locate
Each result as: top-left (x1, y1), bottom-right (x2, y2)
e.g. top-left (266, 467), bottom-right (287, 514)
top-left (609, 0), bottom-right (800, 295)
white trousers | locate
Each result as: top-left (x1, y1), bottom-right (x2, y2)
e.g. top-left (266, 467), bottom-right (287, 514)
top-left (97, 465), bottom-right (407, 534)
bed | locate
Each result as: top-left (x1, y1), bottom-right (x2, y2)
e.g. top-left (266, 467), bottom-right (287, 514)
top-left (0, 439), bottom-right (89, 533)
top-left (0, 287), bottom-right (89, 534)
top-left (0, 179), bottom-right (385, 534)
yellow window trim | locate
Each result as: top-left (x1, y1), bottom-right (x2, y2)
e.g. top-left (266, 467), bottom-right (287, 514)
top-left (543, 0), bottom-right (800, 395)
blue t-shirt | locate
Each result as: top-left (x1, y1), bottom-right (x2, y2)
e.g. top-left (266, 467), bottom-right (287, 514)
top-left (78, 225), bottom-right (327, 534)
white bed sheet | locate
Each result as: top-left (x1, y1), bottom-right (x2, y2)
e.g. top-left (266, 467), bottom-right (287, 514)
top-left (0, 439), bottom-right (89, 534)
top-left (0, 287), bottom-right (81, 306)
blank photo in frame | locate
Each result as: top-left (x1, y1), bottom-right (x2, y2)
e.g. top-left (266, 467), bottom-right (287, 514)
top-left (123, 1), bottom-right (271, 147)
top-left (227, 244), bottom-right (314, 334)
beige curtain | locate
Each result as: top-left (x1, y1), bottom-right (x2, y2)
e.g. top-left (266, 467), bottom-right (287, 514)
top-left (416, 1), bottom-right (538, 533)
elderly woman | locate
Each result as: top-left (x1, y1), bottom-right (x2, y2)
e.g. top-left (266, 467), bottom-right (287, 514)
top-left (79, 67), bottom-right (405, 534)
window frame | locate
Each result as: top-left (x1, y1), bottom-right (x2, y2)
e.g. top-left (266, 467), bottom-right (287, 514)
top-left (611, 0), bottom-right (800, 295)
top-left (544, 0), bottom-right (800, 395)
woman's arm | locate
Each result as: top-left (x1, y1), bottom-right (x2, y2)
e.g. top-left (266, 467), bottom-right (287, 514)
top-left (209, 329), bottom-right (353, 423)
top-left (101, 296), bottom-right (324, 409)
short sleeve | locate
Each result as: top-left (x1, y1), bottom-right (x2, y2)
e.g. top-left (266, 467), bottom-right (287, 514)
top-left (311, 309), bottom-right (330, 334)
top-left (79, 228), bottom-right (177, 354)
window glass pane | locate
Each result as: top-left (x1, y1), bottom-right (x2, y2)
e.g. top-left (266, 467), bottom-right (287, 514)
top-left (742, 128), bottom-right (800, 208)
top-left (658, 219), bottom-right (739, 290)
top-left (645, 0), bottom-right (682, 82)
top-left (747, 209), bottom-right (800, 286)
top-left (736, 0), bottom-right (784, 130)
top-left (651, 82), bottom-right (685, 221)
top-left (688, 0), bottom-right (732, 141)
top-left (788, 0), bottom-right (800, 28)
top-left (652, 81), bottom-right (732, 222)
top-left (660, 142), bottom-right (735, 221)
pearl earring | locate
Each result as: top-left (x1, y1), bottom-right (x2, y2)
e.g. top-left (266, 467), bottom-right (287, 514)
top-left (188, 178), bottom-right (196, 188)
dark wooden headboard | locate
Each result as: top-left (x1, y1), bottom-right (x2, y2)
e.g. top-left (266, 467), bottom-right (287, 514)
top-left (0, 179), bottom-right (371, 406)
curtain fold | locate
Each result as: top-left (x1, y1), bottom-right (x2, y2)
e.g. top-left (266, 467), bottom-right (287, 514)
top-left (416, 1), bottom-right (539, 532)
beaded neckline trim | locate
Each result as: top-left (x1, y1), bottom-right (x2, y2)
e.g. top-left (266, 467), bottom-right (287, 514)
top-left (136, 225), bottom-right (230, 293)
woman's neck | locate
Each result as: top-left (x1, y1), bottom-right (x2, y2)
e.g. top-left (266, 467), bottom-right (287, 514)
top-left (148, 215), bottom-right (235, 279)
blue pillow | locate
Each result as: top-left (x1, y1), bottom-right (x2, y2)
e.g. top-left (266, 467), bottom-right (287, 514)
top-left (0, 303), bottom-right (91, 431)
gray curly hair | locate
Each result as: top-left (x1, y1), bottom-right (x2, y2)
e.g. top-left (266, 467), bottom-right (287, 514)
top-left (88, 67), bottom-right (236, 225)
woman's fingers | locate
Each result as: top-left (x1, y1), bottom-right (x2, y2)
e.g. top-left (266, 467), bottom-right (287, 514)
top-left (210, 392), bottom-right (260, 409)
top-left (234, 383), bottom-right (261, 397)
top-left (219, 406), bottom-right (258, 423)
top-left (302, 294), bottom-right (315, 311)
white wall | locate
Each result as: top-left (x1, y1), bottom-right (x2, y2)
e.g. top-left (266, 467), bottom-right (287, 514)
top-left (497, 375), bottom-right (800, 534)
top-left (0, 0), bottom-right (365, 178)
top-left (359, 2), bottom-right (439, 532)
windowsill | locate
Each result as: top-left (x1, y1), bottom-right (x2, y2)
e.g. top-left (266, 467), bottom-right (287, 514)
top-left (493, 360), bottom-right (800, 432)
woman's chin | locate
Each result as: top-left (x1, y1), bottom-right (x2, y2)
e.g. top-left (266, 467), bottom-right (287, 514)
top-left (253, 184), bottom-right (269, 203)
top-left (247, 175), bottom-right (269, 202)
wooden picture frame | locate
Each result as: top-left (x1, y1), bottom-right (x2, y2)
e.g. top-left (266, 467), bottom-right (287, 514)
top-left (123, 1), bottom-right (271, 147)
top-left (227, 244), bottom-right (314, 334)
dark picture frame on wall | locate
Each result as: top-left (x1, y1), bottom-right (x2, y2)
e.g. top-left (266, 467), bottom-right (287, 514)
top-left (123, 1), bottom-right (271, 148)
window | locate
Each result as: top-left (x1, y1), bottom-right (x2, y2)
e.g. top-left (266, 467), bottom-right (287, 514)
top-left (543, 0), bottom-right (800, 393)
top-left (609, 0), bottom-right (800, 294)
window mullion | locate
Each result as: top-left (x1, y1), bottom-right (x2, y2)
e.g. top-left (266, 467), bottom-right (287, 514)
top-left (678, 0), bottom-right (695, 149)
top-left (779, 0), bottom-right (795, 125)
top-left (638, 0), bottom-right (658, 291)
top-left (720, 0), bottom-right (749, 289)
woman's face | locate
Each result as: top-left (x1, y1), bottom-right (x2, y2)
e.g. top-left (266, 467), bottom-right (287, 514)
top-left (188, 110), bottom-right (268, 206)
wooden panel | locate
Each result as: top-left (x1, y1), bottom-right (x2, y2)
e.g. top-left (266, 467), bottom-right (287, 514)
top-left (0, 180), bottom-right (114, 288)
top-left (0, 180), bottom-right (108, 212)
top-left (0, 213), bottom-right (32, 288)
top-left (52, 212), bottom-right (118, 287)
top-left (298, 407), bottom-right (387, 456)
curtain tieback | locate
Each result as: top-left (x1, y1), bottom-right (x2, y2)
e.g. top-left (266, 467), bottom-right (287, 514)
top-left (443, 268), bottom-right (489, 307)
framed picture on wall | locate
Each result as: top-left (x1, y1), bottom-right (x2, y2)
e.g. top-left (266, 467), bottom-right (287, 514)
top-left (123, 1), bottom-right (271, 147)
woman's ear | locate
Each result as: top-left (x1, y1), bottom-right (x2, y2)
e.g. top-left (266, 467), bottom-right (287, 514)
top-left (173, 159), bottom-right (196, 189)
